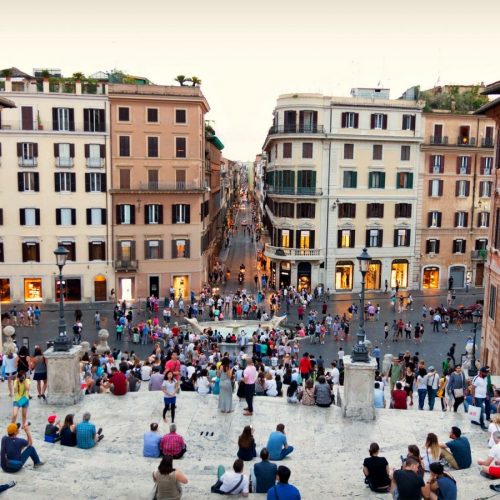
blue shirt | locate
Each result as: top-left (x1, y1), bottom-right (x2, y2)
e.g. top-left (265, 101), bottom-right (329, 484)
top-left (372, 348), bottom-right (381, 358)
top-left (446, 437), bottom-right (471, 469)
top-left (254, 460), bottom-right (277, 493)
top-left (76, 421), bottom-right (96, 449)
top-left (1, 436), bottom-right (28, 470)
top-left (267, 432), bottom-right (287, 461)
top-left (374, 388), bottom-right (385, 408)
top-left (436, 475), bottom-right (457, 500)
top-left (143, 431), bottom-right (161, 458)
top-left (267, 483), bottom-right (301, 500)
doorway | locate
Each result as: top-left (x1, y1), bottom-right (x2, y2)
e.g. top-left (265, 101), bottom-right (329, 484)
top-left (94, 275), bottom-right (107, 302)
top-left (149, 276), bottom-right (159, 298)
top-left (475, 264), bottom-right (484, 287)
top-left (449, 266), bottom-right (465, 288)
top-left (120, 278), bottom-right (133, 301)
top-left (422, 267), bottom-right (440, 289)
top-left (279, 262), bottom-right (291, 287)
top-left (297, 262), bottom-right (311, 292)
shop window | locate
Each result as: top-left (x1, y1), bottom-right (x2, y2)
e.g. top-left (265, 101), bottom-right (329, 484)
top-left (24, 278), bottom-right (43, 302)
top-left (391, 260), bottom-right (408, 288)
top-left (365, 261), bottom-right (381, 290)
top-left (335, 262), bottom-right (353, 290)
top-left (423, 267), bottom-right (439, 289)
top-left (0, 278), bottom-right (10, 302)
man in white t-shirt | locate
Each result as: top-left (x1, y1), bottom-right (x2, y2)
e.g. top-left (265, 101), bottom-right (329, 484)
top-left (478, 431), bottom-right (500, 479)
top-left (329, 361), bottom-right (340, 386)
top-left (471, 367), bottom-right (489, 430)
top-left (215, 459), bottom-right (249, 496)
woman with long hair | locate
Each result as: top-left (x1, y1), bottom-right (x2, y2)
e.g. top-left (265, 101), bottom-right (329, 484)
top-left (404, 366), bottom-right (415, 407)
top-left (162, 371), bottom-right (179, 423)
top-left (60, 414), bottom-right (77, 447)
top-left (406, 444), bottom-right (425, 478)
top-left (237, 425), bottom-right (256, 461)
top-left (217, 357), bottom-right (233, 413)
top-left (152, 454), bottom-right (188, 500)
top-left (422, 433), bottom-right (441, 472)
top-left (31, 346), bottom-right (47, 399)
top-left (287, 380), bottom-right (299, 404)
top-left (12, 370), bottom-right (30, 427)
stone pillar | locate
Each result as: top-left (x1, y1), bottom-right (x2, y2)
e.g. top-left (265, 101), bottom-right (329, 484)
top-left (44, 345), bottom-right (83, 405)
top-left (342, 355), bottom-right (377, 421)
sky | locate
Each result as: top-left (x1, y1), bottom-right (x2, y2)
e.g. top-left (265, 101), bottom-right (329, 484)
top-left (2, 0), bottom-right (500, 160)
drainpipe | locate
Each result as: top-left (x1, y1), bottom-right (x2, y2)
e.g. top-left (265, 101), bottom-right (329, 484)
top-left (324, 105), bottom-right (333, 288)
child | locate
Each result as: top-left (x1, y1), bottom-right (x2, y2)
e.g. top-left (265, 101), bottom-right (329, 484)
top-left (45, 415), bottom-right (61, 443)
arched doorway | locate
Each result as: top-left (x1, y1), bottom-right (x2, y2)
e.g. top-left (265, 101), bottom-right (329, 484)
top-left (94, 275), bottom-right (107, 302)
top-left (449, 266), bottom-right (465, 288)
top-left (297, 262), bottom-right (311, 292)
top-left (422, 267), bottom-right (440, 289)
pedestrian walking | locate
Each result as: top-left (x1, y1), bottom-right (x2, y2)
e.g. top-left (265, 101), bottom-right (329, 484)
top-left (384, 279), bottom-right (388, 293)
top-left (162, 370), bottom-right (179, 423)
top-left (94, 311), bottom-right (100, 330)
top-left (383, 322), bottom-right (389, 342)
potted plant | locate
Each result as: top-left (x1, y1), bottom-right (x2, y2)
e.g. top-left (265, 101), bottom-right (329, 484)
top-left (190, 76), bottom-right (202, 87)
top-left (174, 75), bottom-right (187, 86)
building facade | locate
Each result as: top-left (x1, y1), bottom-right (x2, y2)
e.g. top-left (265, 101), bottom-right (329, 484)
top-left (0, 68), bottom-right (111, 304)
top-left (418, 113), bottom-right (495, 290)
top-left (476, 81), bottom-right (500, 374)
top-left (262, 90), bottom-right (423, 293)
top-left (108, 83), bottom-right (210, 301)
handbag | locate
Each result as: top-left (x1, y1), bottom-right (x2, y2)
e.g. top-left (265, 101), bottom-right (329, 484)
top-left (468, 404), bottom-right (481, 423)
top-left (236, 381), bottom-right (246, 398)
top-left (453, 388), bottom-right (464, 398)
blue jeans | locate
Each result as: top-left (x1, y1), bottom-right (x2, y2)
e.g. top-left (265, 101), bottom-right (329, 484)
top-left (3, 445), bottom-right (40, 473)
top-left (276, 446), bottom-right (294, 460)
top-left (427, 388), bottom-right (437, 411)
top-left (474, 397), bottom-right (486, 427)
top-left (418, 389), bottom-right (427, 410)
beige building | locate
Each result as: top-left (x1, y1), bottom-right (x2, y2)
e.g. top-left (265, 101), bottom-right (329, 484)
top-left (108, 83), bottom-right (212, 301)
top-left (418, 112), bottom-right (495, 289)
top-left (0, 67), bottom-right (111, 303)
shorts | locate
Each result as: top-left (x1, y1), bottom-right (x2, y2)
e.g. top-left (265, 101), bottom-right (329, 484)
top-left (13, 399), bottom-right (29, 408)
top-left (33, 372), bottom-right (47, 381)
top-left (164, 396), bottom-right (176, 405)
top-left (488, 465), bottom-right (500, 479)
top-left (5, 372), bottom-right (17, 378)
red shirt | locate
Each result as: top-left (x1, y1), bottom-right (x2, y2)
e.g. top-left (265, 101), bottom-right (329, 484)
top-left (165, 359), bottom-right (181, 380)
top-left (299, 356), bottom-right (312, 375)
top-left (110, 372), bottom-right (128, 396)
top-left (391, 389), bottom-right (407, 409)
top-left (160, 432), bottom-right (185, 456)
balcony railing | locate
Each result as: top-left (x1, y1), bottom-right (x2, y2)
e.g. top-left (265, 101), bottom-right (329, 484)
top-left (268, 124), bottom-right (325, 135)
top-left (430, 136), bottom-right (448, 145)
top-left (264, 245), bottom-right (323, 259)
top-left (86, 157), bottom-right (105, 168)
top-left (481, 138), bottom-right (495, 148)
top-left (0, 120), bottom-right (106, 133)
top-left (471, 249), bottom-right (487, 261)
top-left (18, 157), bottom-right (37, 167)
top-left (137, 181), bottom-right (201, 191)
top-left (114, 259), bottom-right (138, 271)
top-left (55, 157), bottom-right (74, 168)
top-left (266, 186), bottom-right (323, 196)
top-left (457, 136), bottom-right (476, 146)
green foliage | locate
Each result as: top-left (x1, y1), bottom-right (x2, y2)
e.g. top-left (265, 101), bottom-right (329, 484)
top-left (175, 75), bottom-right (187, 86)
top-left (422, 85), bottom-right (488, 113)
top-left (1, 68), bottom-right (12, 78)
top-left (191, 76), bottom-right (202, 87)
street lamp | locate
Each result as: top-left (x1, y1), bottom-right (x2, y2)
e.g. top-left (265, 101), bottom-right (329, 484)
top-left (351, 248), bottom-right (371, 362)
top-left (53, 245), bottom-right (71, 352)
top-left (469, 309), bottom-right (482, 377)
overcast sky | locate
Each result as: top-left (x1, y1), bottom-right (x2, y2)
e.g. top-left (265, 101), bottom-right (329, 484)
top-left (2, 0), bottom-right (499, 160)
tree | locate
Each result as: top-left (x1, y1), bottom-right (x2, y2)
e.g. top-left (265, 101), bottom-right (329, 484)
top-left (72, 72), bottom-right (85, 81)
top-left (191, 76), bottom-right (202, 87)
top-left (1, 68), bottom-right (12, 79)
top-left (174, 75), bottom-right (187, 86)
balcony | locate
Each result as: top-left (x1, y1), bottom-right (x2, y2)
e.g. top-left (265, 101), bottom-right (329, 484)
top-left (18, 157), bottom-right (37, 167)
top-left (471, 249), bottom-right (487, 261)
top-left (86, 157), bottom-right (105, 168)
top-left (268, 124), bottom-right (325, 135)
top-left (481, 138), bottom-right (495, 148)
top-left (266, 186), bottom-right (323, 196)
top-left (430, 136), bottom-right (448, 145)
top-left (137, 181), bottom-right (201, 191)
top-left (55, 157), bottom-right (74, 168)
top-left (264, 245), bottom-right (323, 260)
top-left (457, 136), bottom-right (476, 146)
top-left (114, 259), bottom-right (138, 271)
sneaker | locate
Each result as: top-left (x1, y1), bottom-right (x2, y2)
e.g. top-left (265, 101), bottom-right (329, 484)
top-left (97, 434), bottom-right (104, 442)
top-left (6, 481), bottom-right (15, 489)
top-left (16, 423), bottom-right (21, 430)
top-left (490, 484), bottom-right (500, 493)
top-left (34, 461), bottom-right (45, 468)
top-left (97, 428), bottom-right (103, 435)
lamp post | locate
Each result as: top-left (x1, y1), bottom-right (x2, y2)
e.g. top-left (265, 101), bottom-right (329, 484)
top-left (351, 248), bottom-right (371, 363)
top-left (53, 245), bottom-right (71, 352)
top-left (469, 309), bottom-right (482, 377)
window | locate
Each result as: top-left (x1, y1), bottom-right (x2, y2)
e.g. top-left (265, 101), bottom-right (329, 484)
top-left (147, 108), bottom-right (159, 123)
top-left (429, 155), bottom-right (444, 173)
top-left (394, 229), bottom-right (410, 247)
top-left (85, 144), bottom-right (105, 167)
top-left (54, 143), bottom-right (74, 167)
top-left (372, 144), bottom-right (383, 160)
top-left (55, 172), bottom-right (76, 192)
top-left (481, 157), bottom-right (493, 175)
top-left (298, 230), bottom-right (314, 249)
top-left (175, 137), bottom-right (186, 158)
top-left (83, 109), bottom-right (105, 132)
top-left (428, 211), bottom-right (442, 228)
top-left (172, 204), bottom-right (190, 224)
top-left (118, 107), bottom-right (130, 122)
top-left (116, 204), bottom-right (135, 225)
top-left (176, 170), bottom-right (186, 189)
top-left (344, 144), bottom-right (354, 160)
top-left (338, 229), bottom-right (355, 248)
top-left (22, 242), bottom-right (40, 262)
top-left (275, 203), bottom-right (294, 218)
top-left (478, 212), bottom-right (490, 228)
top-left (479, 181), bottom-right (492, 198)
top-left (457, 156), bottom-right (471, 174)
top-left (371, 113), bottom-right (387, 130)
top-left (175, 109), bottom-right (187, 124)
top-left (88, 241), bottom-right (105, 261)
top-left (299, 110), bottom-right (318, 132)
top-left (338, 203), bottom-right (356, 218)
top-left (396, 172), bottom-right (413, 189)
top-left (343, 170), bottom-right (357, 188)
top-left (453, 239), bottom-right (466, 254)
top-left (172, 239), bottom-right (190, 258)
top-left (395, 203), bottom-right (412, 218)
top-left (85, 173), bottom-right (106, 193)
top-left (0, 242), bottom-right (3, 262)
top-left (368, 171), bottom-right (385, 188)
top-left (56, 208), bottom-right (76, 226)
top-left (401, 145), bottom-right (410, 161)
top-left (302, 142), bottom-right (313, 159)
top-left (402, 114), bottom-right (416, 131)
top-left (283, 143), bottom-right (292, 158)
top-left (86, 208), bottom-right (106, 225)
top-left (489, 285), bottom-right (496, 320)
top-left (0, 208), bottom-right (3, 225)
top-left (52, 108), bottom-right (74, 131)
top-left (296, 203), bottom-right (315, 218)
top-left (147, 136), bottom-right (159, 157)
top-left (20, 106), bottom-right (34, 131)
top-left (18, 172), bottom-right (39, 192)
top-left (454, 211), bottom-right (468, 228)
top-left (117, 240), bottom-right (136, 261)
top-left (119, 169), bottom-right (130, 189)
top-left (426, 239), bottom-right (440, 254)
top-left (455, 180), bottom-right (470, 197)
top-left (341, 112), bottom-right (359, 128)
top-left (58, 241), bottom-right (76, 261)
top-left (145, 204), bottom-right (163, 224)
top-left (147, 169), bottom-right (158, 189)
top-left (280, 230), bottom-right (291, 248)
top-left (20, 208), bottom-right (40, 226)
top-left (429, 179), bottom-right (443, 197)
top-left (17, 142), bottom-right (38, 166)
top-left (367, 203), bottom-right (384, 218)
top-left (476, 239), bottom-right (488, 250)
top-left (119, 136), bottom-right (130, 157)
top-left (366, 229), bottom-right (383, 247)
top-left (297, 170), bottom-right (316, 193)
top-left (145, 240), bottom-right (163, 259)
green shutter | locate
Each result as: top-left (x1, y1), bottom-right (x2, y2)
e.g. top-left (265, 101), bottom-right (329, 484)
top-left (408, 172), bottom-right (413, 189)
top-left (368, 172), bottom-right (373, 188)
top-left (352, 171), bottom-right (357, 188)
top-left (380, 172), bottom-right (386, 188)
